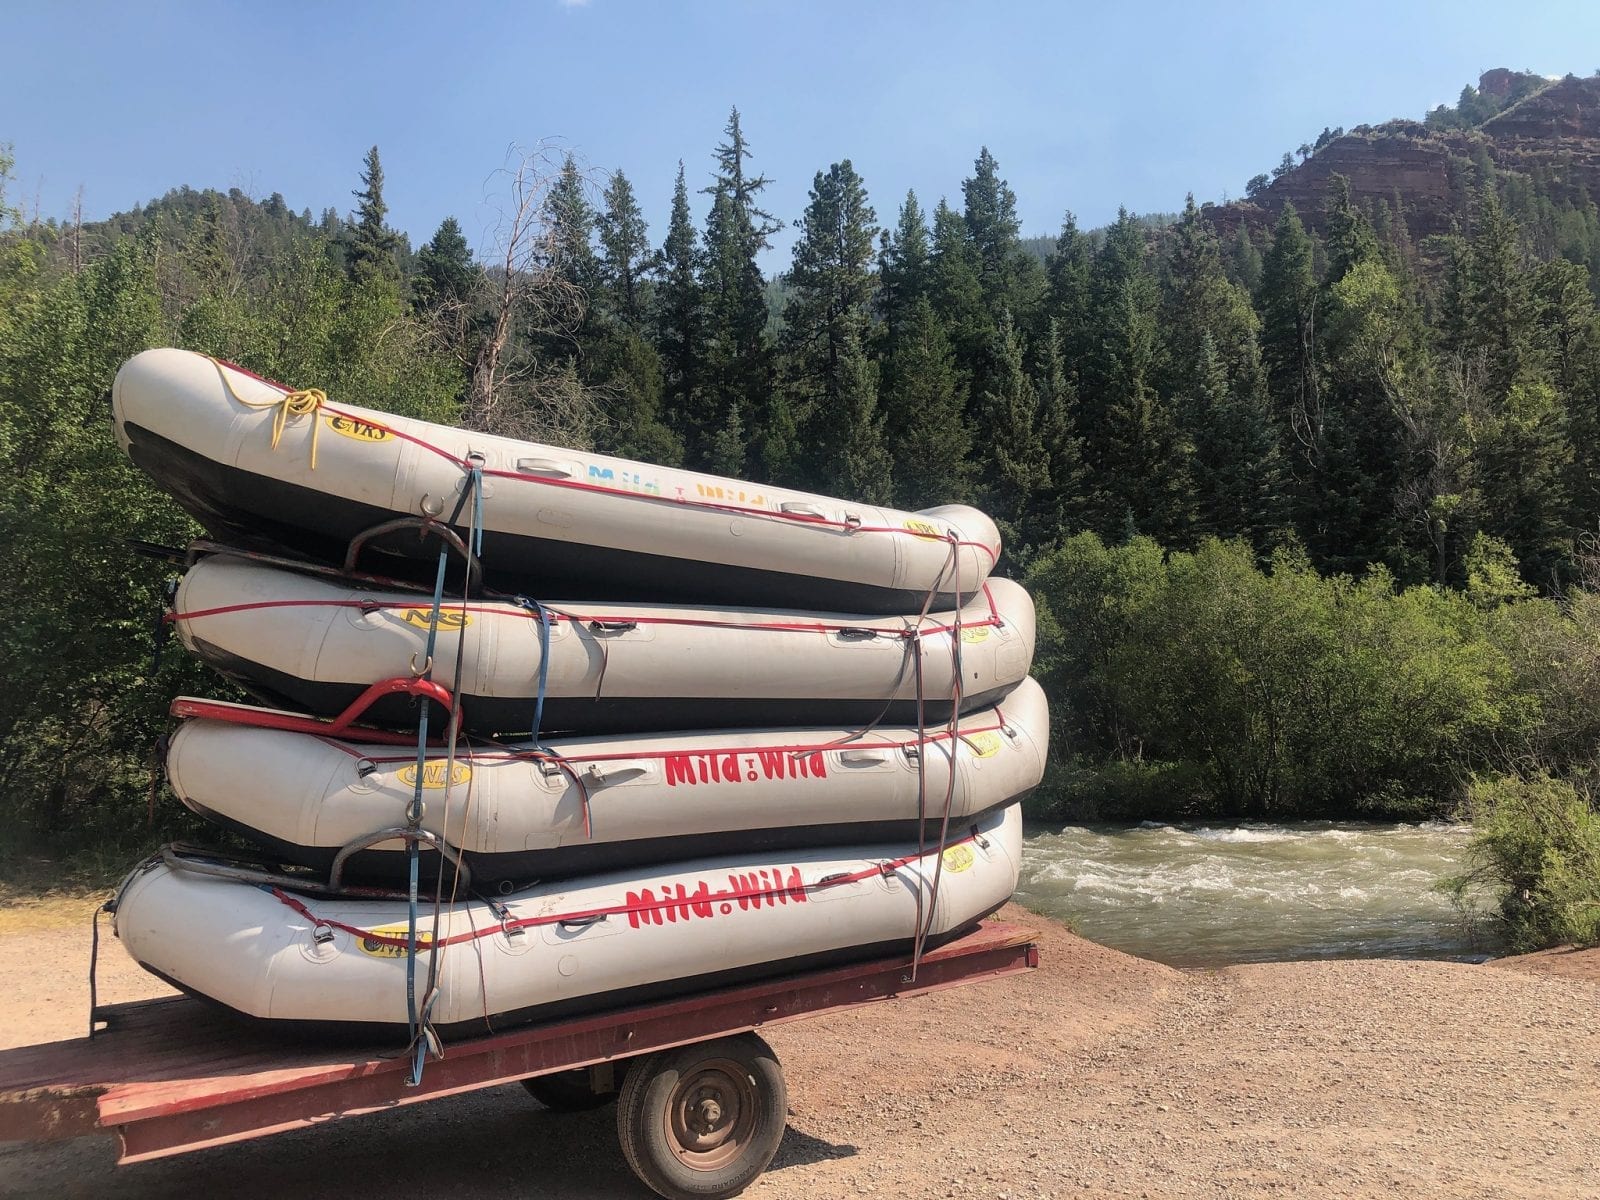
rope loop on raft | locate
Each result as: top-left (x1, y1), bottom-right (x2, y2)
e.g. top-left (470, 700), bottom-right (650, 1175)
top-left (208, 357), bottom-right (328, 469)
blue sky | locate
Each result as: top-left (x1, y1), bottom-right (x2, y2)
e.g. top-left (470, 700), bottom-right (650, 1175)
top-left (5, 1), bottom-right (1598, 268)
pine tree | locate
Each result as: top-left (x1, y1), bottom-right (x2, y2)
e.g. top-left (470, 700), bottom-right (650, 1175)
top-left (1043, 212), bottom-right (1091, 365)
top-left (1159, 195), bottom-right (1263, 401)
top-left (979, 313), bottom-right (1050, 556)
top-left (348, 145), bottom-right (400, 283)
top-left (1158, 199), bottom-right (1283, 551)
top-left (1323, 174), bottom-right (1379, 285)
top-left (882, 296), bottom-right (972, 508)
top-left (961, 147), bottom-right (1043, 325)
top-left (413, 216), bottom-right (475, 309)
top-left (927, 197), bottom-right (987, 377)
top-left (779, 159), bottom-right (879, 484)
top-left (1079, 209), bottom-right (1150, 440)
top-left (1461, 186), bottom-right (1539, 395)
top-left (1444, 189), bottom-right (1577, 583)
top-left (698, 108), bottom-right (782, 474)
top-left (1228, 223), bottom-right (1263, 294)
top-left (877, 190), bottom-right (931, 347)
top-left (1098, 305), bottom-right (1196, 546)
top-left (783, 161), bottom-right (878, 367)
top-left (654, 162), bottom-right (703, 455)
top-left (1034, 320), bottom-right (1091, 543)
top-left (586, 329), bottom-right (684, 467)
top-left (596, 169), bottom-right (651, 330)
top-left (546, 153), bottom-right (598, 297)
top-left (1258, 204), bottom-right (1320, 447)
top-left (1186, 334), bottom-right (1286, 549)
top-left (1086, 215), bottom-right (1195, 544)
top-left (828, 330), bottom-right (893, 503)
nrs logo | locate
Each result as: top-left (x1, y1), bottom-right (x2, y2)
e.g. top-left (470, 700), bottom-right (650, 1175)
top-left (398, 761), bottom-right (473, 789)
top-left (356, 924), bottom-right (434, 957)
top-left (326, 414), bottom-right (392, 442)
top-left (941, 845), bottom-right (976, 873)
top-left (397, 608), bottom-right (471, 631)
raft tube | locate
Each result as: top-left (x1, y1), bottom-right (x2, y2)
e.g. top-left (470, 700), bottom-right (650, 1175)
top-left (172, 553), bottom-right (1036, 735)
top-left (112, 349), bottom-right (1002, 612)
top-left (165, 678), bottom-right (1048, 886)
top-left (113, 803), bottom-right (1022, 1035)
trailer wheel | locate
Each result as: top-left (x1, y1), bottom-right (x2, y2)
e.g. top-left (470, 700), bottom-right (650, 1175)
top-left (615, 1033), bottom-right (787, 1200)
top-left (521, 1067), bottom-right (618, 1111)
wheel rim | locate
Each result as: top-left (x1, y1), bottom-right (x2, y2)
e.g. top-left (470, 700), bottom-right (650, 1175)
top-left (665, 1059), bottom-right (759, 1171)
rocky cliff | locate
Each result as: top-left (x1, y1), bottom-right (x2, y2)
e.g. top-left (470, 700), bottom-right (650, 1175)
top-left (1203, 71), bottom-right (1600, 244)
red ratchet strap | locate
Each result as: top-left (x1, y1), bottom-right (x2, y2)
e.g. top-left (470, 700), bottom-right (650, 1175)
top-left (171, 676), bottom-right (456, 745)
top-left (316, 708), bottom-right (1010, 768)
top-left (266, 825), bottom-right (983, 950)
top-left (168, 581), bottom-right (1003, 640)
top-left (215, 359), bottom-right (998, 562)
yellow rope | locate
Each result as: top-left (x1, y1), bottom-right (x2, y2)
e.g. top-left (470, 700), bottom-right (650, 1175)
top-left (208, 357), bottom-right (328, 470)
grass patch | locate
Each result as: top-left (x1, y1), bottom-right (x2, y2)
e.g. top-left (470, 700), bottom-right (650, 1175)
top-left (0, 848), bottom-right (135, 933)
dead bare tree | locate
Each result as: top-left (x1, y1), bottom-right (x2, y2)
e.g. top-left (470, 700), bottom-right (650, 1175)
top-left (460, 143), bottom-right (603, 448)
top-left (0, 142), bottom-right (18, 230)
top-left (67, 185), bottom-right (83, 274)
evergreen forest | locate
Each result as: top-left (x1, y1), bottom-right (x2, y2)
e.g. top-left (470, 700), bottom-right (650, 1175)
top-left (4, 86), bottom-right (1600, 946)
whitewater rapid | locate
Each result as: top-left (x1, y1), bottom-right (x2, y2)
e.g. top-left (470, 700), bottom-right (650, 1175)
top-left (1016, 820), bottom-right (1491, 966)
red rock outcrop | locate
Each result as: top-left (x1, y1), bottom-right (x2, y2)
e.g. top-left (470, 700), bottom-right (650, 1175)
top-left (1202, 72), bottom-right (1600, 246)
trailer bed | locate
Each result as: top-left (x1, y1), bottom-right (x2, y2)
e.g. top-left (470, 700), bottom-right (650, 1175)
top-left (0, 921), bottom-right (1036, 1166)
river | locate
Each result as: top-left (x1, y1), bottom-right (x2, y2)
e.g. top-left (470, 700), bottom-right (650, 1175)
top-left (1015, 820), bottom-right (1495, 967)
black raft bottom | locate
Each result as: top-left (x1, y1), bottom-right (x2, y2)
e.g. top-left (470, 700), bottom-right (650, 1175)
top-left (136, 904), bottom-right (1002, 1045)
top-left (189, 636), bottom-right (1018, 737)
top-left (182, 799), bottom-right (1025, 891)
top-left (127, 423), bottom-right (970, 614)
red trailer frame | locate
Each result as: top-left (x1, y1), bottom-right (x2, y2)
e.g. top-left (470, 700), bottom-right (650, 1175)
top-left (0, 922), bottom-right (1035, 1195)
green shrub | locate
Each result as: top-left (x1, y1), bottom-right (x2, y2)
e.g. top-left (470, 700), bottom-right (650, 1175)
top-left (1025, 532), bottom-right (1528, 818)
top-left (1025, 756), bottom-right (1210, 823)
top-left (1443, 773), bottom-right (1600, 952)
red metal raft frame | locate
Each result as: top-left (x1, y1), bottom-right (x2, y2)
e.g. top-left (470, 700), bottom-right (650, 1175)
top-left (0, 922), bottom-right (1036, 1166)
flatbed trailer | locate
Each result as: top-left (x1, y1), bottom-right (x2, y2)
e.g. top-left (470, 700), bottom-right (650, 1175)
top-left (0, 921), bottom-right (1036, 1199)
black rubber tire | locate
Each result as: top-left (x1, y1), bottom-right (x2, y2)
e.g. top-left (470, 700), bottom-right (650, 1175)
top-left (615, 1033), bottom-right (787, 1200)
top-left (521, 1068), bottom-right (618, 1112)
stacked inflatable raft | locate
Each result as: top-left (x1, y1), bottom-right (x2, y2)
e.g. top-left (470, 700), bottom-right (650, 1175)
top-left (109, 348), bottom-right (1047, 1037)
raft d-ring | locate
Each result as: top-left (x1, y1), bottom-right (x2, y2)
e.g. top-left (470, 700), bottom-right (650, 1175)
top-left (419, 493), bottom-right (446, 518)
top-left (409, 652), bottom-right (434, 677)
top-left (844, 513), bottom-right (863, 530)
top-left (313, 923), bottom-right (335, 946)
top-left (465, 450), bottom-right (487, 468)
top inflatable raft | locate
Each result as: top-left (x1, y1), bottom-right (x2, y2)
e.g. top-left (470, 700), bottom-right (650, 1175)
top-left (112, 349), bottom-right (1002, 613)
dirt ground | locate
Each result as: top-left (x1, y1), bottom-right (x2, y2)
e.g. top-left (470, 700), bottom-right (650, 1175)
top-left (1, 898), bottom-right (1597, 1199)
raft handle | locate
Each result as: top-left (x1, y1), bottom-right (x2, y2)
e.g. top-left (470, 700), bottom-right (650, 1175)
top-left (778, 501), bottom-right (828, 520)
top-left (836, 628), bottom-right (879, 642)
top-left (557, 913), bottom-right (607, 931)
top-left (343, 516), bottom-right (483, 594)
top-left (515, 457), bottom-right (573, 478)
top-left (329, 827), bottom-right (473, 892)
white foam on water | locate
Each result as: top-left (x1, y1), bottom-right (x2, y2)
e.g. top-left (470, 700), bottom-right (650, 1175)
top-left (1186, 825), bottom-right (1298, 844)
top-left (1017, 818), bottom-right (1490, 965)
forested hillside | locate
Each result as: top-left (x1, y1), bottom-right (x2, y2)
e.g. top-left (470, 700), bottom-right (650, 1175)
top-left (5, 77), bottom-right (1600, 944)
